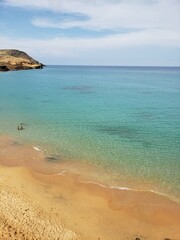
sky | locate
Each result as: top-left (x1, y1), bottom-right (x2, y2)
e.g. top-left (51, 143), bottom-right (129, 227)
top-left (0, 0), bottom-right (180, 66)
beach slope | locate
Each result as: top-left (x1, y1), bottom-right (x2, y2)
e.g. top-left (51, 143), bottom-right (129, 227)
top-left (0, 136), bottom-right (180, 240)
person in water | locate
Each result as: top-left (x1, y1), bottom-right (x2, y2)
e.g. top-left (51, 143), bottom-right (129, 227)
top-left (18, 123), bottom-right (24, 130)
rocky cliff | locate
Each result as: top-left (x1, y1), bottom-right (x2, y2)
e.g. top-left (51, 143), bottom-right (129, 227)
top-left (0, 49), bottom-right (44, 71)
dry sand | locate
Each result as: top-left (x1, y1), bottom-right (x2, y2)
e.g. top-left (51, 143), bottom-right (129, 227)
top-left (0, 135), bottom-right (180, 240)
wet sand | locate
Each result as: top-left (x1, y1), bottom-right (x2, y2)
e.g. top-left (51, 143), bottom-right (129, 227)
top-left (0, 135), bottom-right (180, 240)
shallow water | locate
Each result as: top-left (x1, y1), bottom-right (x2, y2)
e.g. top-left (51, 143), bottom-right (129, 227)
top-left (0, 66), bottom-right (180, 201)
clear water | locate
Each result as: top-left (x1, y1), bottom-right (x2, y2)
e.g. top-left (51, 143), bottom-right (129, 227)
top-left (0, 66), bottom-right (180, 200)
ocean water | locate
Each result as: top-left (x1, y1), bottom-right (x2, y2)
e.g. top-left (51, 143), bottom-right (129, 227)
top-left (0, 66), bottom-right (180, 201)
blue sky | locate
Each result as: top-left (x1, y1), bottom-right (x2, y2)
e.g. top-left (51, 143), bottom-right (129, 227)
top-left (0, 0), bottom-right (180, 66)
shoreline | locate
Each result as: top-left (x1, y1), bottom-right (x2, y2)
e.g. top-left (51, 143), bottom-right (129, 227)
top-left (0, 133), bottom-right (179, 204)
top-left (0, 134), bottom-right (180, 239)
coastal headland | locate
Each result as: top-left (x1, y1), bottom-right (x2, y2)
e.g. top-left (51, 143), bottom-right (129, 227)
top-left (0, 49), bottom-right (44, 71)
top-left (0, 135), bottom-right (180, 240)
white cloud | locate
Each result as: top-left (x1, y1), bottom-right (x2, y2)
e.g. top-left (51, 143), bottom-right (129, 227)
top-left (4, 0), bottom-right (180, 31)
top-left (0, 27), bottom-right (180, 56)
top-left (3, 0), bottom-right (180, 47)
top-left (1, 0), bottom-right (180, 65)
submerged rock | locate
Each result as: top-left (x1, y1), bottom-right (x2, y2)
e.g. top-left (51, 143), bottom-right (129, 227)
top-left (0, 49), bottom-right (44, 72)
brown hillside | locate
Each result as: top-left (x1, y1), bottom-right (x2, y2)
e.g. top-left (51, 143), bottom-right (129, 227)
top-left (0, 49), bottom-right (44, 71)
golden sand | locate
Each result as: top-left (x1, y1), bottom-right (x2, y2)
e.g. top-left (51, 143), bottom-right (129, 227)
top-left (0, 135), bottom-right (180, 240)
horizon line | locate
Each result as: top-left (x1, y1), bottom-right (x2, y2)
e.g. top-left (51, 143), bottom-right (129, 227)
top-left (44, 64), bottom-right (180, 68)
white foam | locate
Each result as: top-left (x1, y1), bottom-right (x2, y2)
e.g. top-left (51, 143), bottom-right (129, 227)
top-left (77, 181), bottom-right (131, 191)
top-left (57, 170), bottom-right (67, 176)
top-left (110, 186), bottom-right (131, 191)
top-left (33, 146), bottom-right (41, 151)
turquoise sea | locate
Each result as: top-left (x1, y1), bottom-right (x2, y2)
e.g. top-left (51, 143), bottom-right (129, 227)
top-left (0, 66), bottom-right (180, 201)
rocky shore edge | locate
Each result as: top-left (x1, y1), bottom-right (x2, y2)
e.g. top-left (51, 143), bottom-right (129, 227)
top-left (0, 49), bottom-right (44, 72)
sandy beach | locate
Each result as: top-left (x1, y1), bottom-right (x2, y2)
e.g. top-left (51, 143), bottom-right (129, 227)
top-left (0, 135), bottom-right (180, 240)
